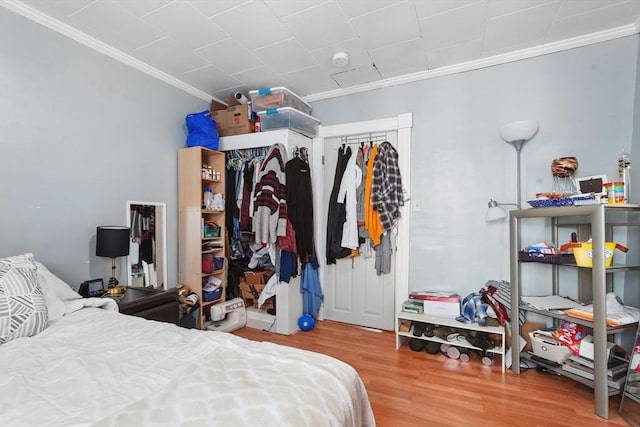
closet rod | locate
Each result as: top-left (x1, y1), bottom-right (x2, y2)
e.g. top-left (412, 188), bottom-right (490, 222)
top-left (341, 132), bottom-right (388, 145)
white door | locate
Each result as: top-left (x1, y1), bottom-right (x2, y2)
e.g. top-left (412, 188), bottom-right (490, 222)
top-left (314, 114), bottom-right (412, 330)
top-left (321, 134), bottom-right (398, 330)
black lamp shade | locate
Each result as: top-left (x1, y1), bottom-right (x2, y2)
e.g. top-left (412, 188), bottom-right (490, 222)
top-left (96, 226), bottom-right (130, 258)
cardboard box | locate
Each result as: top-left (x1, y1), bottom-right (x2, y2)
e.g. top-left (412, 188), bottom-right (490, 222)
top-left (224, 104), bottom-right (253, 136)
top-left (506, 321), bottom-right (547, 352)
top-left (209, 99), bottom-right (227, 135)
top-left (208, 99), bottom-right (254, 137)
top-left (410, 292), bottom-right (460, 317)
top-left (238, 270), bottom-right (274, 310)
top-left (529, 330), bottom-right (572, 364)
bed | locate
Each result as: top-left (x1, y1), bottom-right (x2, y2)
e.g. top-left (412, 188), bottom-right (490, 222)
top-left (0, 254), bottom-right (375, 426)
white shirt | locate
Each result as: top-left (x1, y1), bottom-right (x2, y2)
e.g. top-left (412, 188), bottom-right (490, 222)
top-left (337, 148), bottom-right (362, 249)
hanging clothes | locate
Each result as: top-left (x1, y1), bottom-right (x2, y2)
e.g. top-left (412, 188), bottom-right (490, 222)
top-left (364, 144), bottom-right (384, 245)
top-left (301, 256), bottom-right (323, 319)
top-left (285, 152), bottom-right (314, 263)
top-left (337, 146), bottom-right (361, 249)
top-left (326, 145), bottom-right (352, 264)
top-left (239, 161), bottom-right (255, 231)
top-left (372, 141), bottom-right (404, 231)
top-left (253, 143), bottom-right (288, 244)
top-left (356, 145), bottom-right (367, 239)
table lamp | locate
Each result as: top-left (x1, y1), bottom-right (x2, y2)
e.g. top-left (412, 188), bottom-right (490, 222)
top-left (96, 226), bottom-right (130, 294)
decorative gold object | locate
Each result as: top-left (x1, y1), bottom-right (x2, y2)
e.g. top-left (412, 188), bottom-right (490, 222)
top-left (107, 285), bottom-right (126, 295)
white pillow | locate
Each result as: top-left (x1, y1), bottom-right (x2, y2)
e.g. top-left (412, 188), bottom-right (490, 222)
top-left (35, 261), bottom-right (82, 301)
top-left (34, 261), bottom-right (81, 322)
top-left (0, 253), bottom-right (48, 344)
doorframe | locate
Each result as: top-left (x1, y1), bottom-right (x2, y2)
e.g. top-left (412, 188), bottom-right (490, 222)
top-left (312, 113), bottom-right (413, 322)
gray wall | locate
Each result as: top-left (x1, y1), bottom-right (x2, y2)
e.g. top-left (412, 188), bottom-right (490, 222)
top-left (312, 36), bottom-right (639, 306)
top-left (0, 8), bottom-right (207, 288)
top-left (1, 6), bottom-right (637, 306)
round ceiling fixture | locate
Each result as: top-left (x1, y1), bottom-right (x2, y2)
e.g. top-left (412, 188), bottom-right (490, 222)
top-left (332, 51), bottom-right (350, 67)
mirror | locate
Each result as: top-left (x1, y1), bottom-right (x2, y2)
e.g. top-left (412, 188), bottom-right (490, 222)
top-left (126, 201), bottom-right (167, 289)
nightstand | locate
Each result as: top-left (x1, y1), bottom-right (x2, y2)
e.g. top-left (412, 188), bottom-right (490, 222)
top-left (116, 287), bottom-right (179, 325)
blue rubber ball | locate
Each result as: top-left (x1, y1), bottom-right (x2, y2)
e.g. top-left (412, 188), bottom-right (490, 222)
top-left (298, 315), bottom-right (315, 331)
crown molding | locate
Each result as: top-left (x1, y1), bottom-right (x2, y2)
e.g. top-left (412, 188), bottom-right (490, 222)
top-left (303, 23), bottom-right (639, 103)
top-left (1, 0), bottom-right (214, 103)
top-left (2, 0), bottom-right (638, 106)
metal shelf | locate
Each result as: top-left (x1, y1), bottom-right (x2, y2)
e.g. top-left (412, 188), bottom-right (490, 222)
top-left (509, 204), bottom-right (640, 420)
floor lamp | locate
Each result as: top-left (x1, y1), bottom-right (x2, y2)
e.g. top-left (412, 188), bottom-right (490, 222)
top-left (486, 119), bottom-right (539, 222)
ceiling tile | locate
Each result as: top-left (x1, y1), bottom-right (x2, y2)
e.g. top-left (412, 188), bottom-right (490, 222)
top-left (331, 65), bottom-right (381, 88)
top-left (547, 0), bottom-right (640, 42)
top-left (369, 38), bottom-right (428, 78)
top-left (486, 0), bottom-right (558, 18)
top-left (556, 0), bottom-right (630, 19)
top-left (65, 0), bottom-right (162, 51)
top-left (211, 1), bottom-right (292, 49)
top-left (336, 0), bottom-right (406, 18)
top-left (231, 66), bottom-right (291, 92)
top-left (281, 1), bottom-right (356, 50)
top-left (311, 38), bottom-right (373, 72)
top-left (419, 1), bottom-right (486, 51)
top-left (264, 0), bottom-right (328, 18)
top-left (20, 0), bottom-right (95, 18)
top-left (414, 0), bottom-right (484, 18)
top-left (483, 2), bottom-right (561, 53)
top-left (133, 37), bottom-right (208, 74)
top-left (252, 38), bottom-right (318, 74)
top-left (195, 38), bottom-right (263, 74)
top-left (283, 65), bottom-right (340, 96)
top-left (425, 38), bottom-right (483, 69)
top-left (113, 0), bottom-right (173, 17)
top-left (142, 2), bottom-right (227, 50)
top-left (187, 0), bottom-right (250, 18)
top-left (180, 64), bottom-right (241, 94)
top-left (351, 1), bottom-right (420, 49)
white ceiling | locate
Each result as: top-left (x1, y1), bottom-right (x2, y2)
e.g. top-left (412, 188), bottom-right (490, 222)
top-left (5, 0), bottom-right (640, 103)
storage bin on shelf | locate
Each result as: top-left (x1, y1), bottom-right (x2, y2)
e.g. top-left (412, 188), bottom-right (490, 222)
top-left (249, 87), bottom-right (312, 115)
top-left (571, 242), bottom-right (627, 267)
top-left (257, 107), bottom-right (320, 137)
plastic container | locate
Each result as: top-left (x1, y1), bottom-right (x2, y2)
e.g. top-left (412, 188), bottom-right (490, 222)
top-left (572, 242), bottom-right (627, 267)
top-left (604, 181), bottom-right (624, 204)
top-left (249, 87), bottom-right (312, 115)
top-left (203, 188), bottom-right (213, 209)
top-left (257, 107), bottom-right (320, 137)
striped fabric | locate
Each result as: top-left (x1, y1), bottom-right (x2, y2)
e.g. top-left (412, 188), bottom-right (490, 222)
top-left (0, 254), bottom-right (48, 344)
top-left (486, 280), bottom-right (526, 326)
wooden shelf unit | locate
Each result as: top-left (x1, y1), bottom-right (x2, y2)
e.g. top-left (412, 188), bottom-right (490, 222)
top-left (178, 147), bottom-right (227, 329)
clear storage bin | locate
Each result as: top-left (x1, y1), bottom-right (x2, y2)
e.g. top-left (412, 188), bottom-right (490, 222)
top-left (249, 87), bottom-right (312, 115)
top-left (257, 107), bottom-right (320, 137)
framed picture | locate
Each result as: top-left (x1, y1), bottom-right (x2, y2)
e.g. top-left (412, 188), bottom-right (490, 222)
top-left (576, 174), bottom-right (607, 195)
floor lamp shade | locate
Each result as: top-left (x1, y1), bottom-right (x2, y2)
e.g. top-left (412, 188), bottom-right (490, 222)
top-left (96, 226), bottom-right (130, 258)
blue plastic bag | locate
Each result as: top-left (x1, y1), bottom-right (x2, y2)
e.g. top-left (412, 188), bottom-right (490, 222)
top-left (185, 110), bottom-right (219, 150)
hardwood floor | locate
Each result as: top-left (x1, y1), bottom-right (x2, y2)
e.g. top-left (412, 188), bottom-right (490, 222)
top-left (233, 320), bottom-right (630, 427)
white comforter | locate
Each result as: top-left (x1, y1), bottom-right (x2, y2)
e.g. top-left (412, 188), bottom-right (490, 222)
top-left (0, 301), bottom-right (375, 427)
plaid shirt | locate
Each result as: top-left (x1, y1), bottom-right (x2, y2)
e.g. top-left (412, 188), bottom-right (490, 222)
top-left (371, 141), bottom-right (404, 231)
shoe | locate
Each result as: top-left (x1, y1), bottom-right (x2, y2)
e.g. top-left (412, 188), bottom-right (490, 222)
top-left (412, 322), bottom-right (426, 337)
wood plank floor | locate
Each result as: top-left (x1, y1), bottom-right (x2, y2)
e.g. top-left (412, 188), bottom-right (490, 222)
top-left (233, 320), bottom-right (630, 427)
